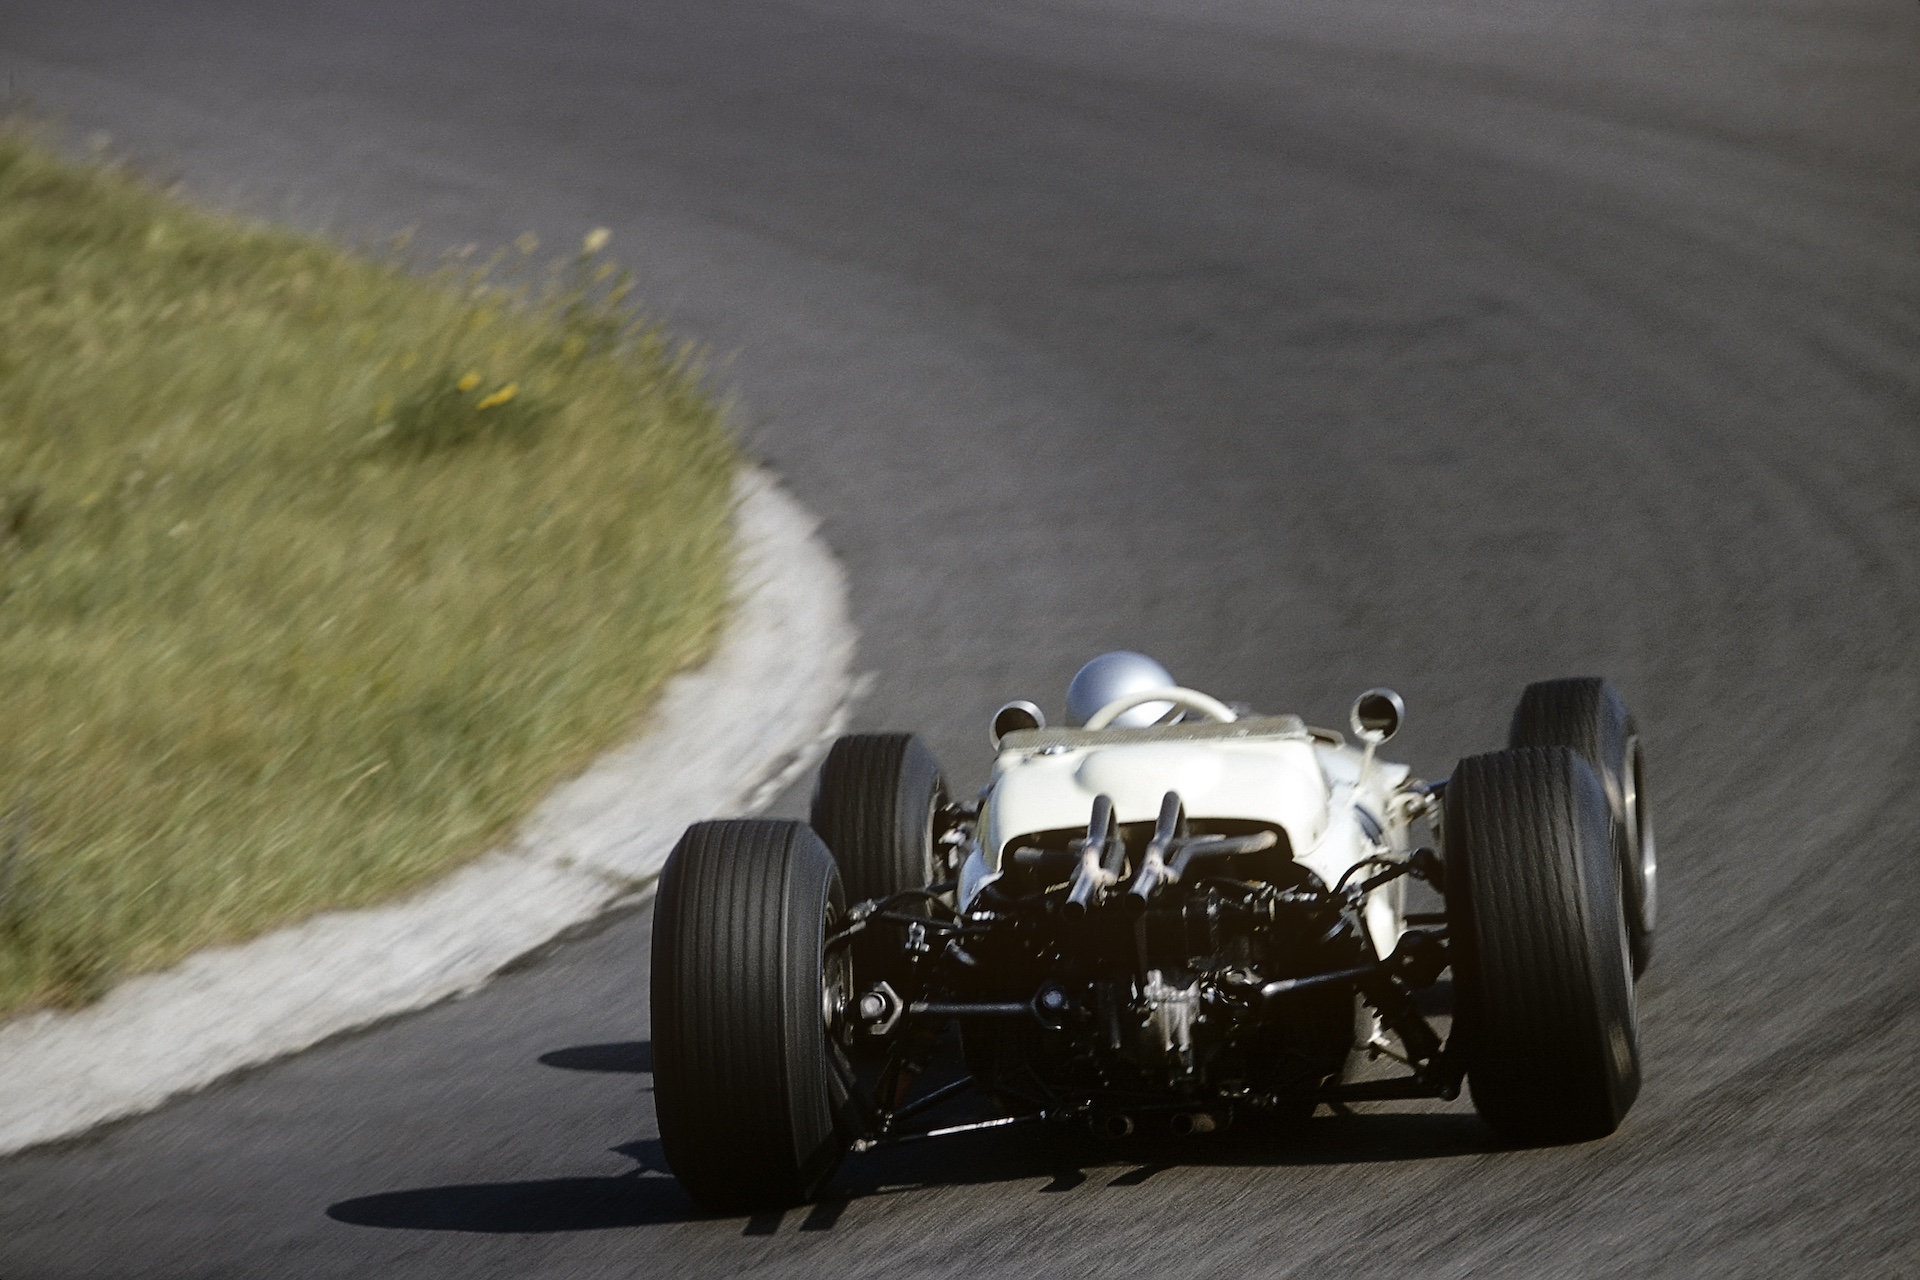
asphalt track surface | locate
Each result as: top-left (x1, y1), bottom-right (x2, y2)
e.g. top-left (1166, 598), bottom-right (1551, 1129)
top-left (2, 0), bottom-right (1917, 1275)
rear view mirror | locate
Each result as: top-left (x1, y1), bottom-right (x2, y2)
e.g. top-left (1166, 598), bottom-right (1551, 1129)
top-left (1350, 688), bottom-right (1404, 745)
top-left (991, 700), bottom-right (1046, 748)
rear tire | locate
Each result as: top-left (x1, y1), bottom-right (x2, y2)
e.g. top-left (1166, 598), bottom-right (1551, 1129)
top-left (1445, 748), bottom-right (1641, 1144)
top-left (651, 819), bottom-right (850, 1210)
top-left (1509, 677), bottom-right (1657, 974)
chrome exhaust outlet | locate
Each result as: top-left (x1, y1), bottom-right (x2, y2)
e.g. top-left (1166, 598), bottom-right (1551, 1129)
top-left (1061, 795), bottom-right (1119, 918)
top-left (1124, 791), bottom-right (1185, 912)
top-left (1169, 1110), bottom-right (1221, 1137)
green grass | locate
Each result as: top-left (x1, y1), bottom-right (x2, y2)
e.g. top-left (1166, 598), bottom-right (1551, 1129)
top-left (0, 129), bottom-right (737, 1016)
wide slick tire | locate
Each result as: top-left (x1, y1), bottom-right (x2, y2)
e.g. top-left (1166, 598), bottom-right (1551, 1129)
top-left (809, 732), bottom-right (947, 902)
top-left (651, 819), bottom-right (850, 1211)
top-left (811, 733), bottom-right (948, 1011)
top-left (1509, 677), bottom-right (1657, 974)
top-left (1445, 747), bottom-right (1642, 1145)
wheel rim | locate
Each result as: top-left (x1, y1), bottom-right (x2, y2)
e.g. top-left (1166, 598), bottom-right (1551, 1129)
top-left (920, 779), bottom-right (950, 882)
top-left (1625, 736), bottom-right (1656, 932)
top-left (1616, 862), bottom-right (1637, 1020)
top-left (821, 902), bottom-right (852, 1043)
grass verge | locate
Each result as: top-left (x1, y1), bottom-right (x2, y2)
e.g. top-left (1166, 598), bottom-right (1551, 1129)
top-left (0, 128), bottom-right (737, 1017)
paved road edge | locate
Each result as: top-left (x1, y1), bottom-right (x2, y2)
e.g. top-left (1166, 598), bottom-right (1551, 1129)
top-left (0, 466), bottom-right (856, 1156)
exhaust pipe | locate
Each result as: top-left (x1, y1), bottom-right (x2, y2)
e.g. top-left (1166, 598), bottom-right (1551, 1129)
top-left (1061, 795), bottom-right (1117, 918)
top-left (1125, 791), bottom-right (1185, 912)
top-left (1091, 1112), bottom-right (1135, 1139)
top-left (1169, 1110), bottom-right (1221, 1137)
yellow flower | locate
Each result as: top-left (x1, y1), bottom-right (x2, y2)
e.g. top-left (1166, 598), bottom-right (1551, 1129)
top-left (582, 227), bottom-right (611, 256)
top-left (456, 371), bottom-right (481, 393)
top-left (474, 383), bottom-right (519, 411)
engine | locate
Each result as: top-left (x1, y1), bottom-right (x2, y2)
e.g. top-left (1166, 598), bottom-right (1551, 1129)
top-left (848, 788), bottom-right (1446, 1130)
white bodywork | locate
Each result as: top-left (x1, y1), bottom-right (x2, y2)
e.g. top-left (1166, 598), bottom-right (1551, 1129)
top-left (959, 714), bottom-right (1419, 960)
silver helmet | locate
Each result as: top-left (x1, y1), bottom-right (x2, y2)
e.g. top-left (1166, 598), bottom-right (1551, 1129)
top-left (1066, 651), bottom-right (1176, 727)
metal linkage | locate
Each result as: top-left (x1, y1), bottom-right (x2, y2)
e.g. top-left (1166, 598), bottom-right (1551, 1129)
top-left (888, 1074), bottom-right (977, 1125)
top-left (826, 884), bottom-right (967, 952)
top-left (1334, 846), bottom-right (1447, 904)
top-left (851, 1113), bottom-right (1048, 1153)
top-left (1257, 927), bottom-right (1450, 1004)
top-left (909, 999), bottom-right (1033, 1018)
top-left (1259, 962), bottom-right (1380, 1002)
top-left (841, 1063), bottom-right (974, 1151)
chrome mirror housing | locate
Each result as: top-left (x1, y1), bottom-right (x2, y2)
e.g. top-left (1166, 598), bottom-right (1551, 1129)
top-left (1350, 688), bottom-right (1404, 745)
top-left (991, 700), bottom-right (1046, 748)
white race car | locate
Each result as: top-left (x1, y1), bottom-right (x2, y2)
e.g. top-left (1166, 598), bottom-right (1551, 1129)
top-left (650, 653), bottom-right (1657, 1209)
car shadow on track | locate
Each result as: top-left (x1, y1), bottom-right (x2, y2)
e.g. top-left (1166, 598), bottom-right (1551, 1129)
top-left (837, 1110), bottom-right (1495, 1200)
top-left (537, 1040), bottom-right (652, 1073)
top-left (325, 1036), bottom-right (1495, 1235)
top-left (326, 1167), bottom-right (694, 1233)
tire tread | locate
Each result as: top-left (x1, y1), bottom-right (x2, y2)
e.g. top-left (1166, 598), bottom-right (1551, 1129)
top-left (810, 733), bottom-right (943, 903)
top-left (652, 819), bottom-right (844, 1209)
top-left (1448, 748), bottom-right (1639, 1143)
top-left (1508, 676), bottom-right (1656, 973)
